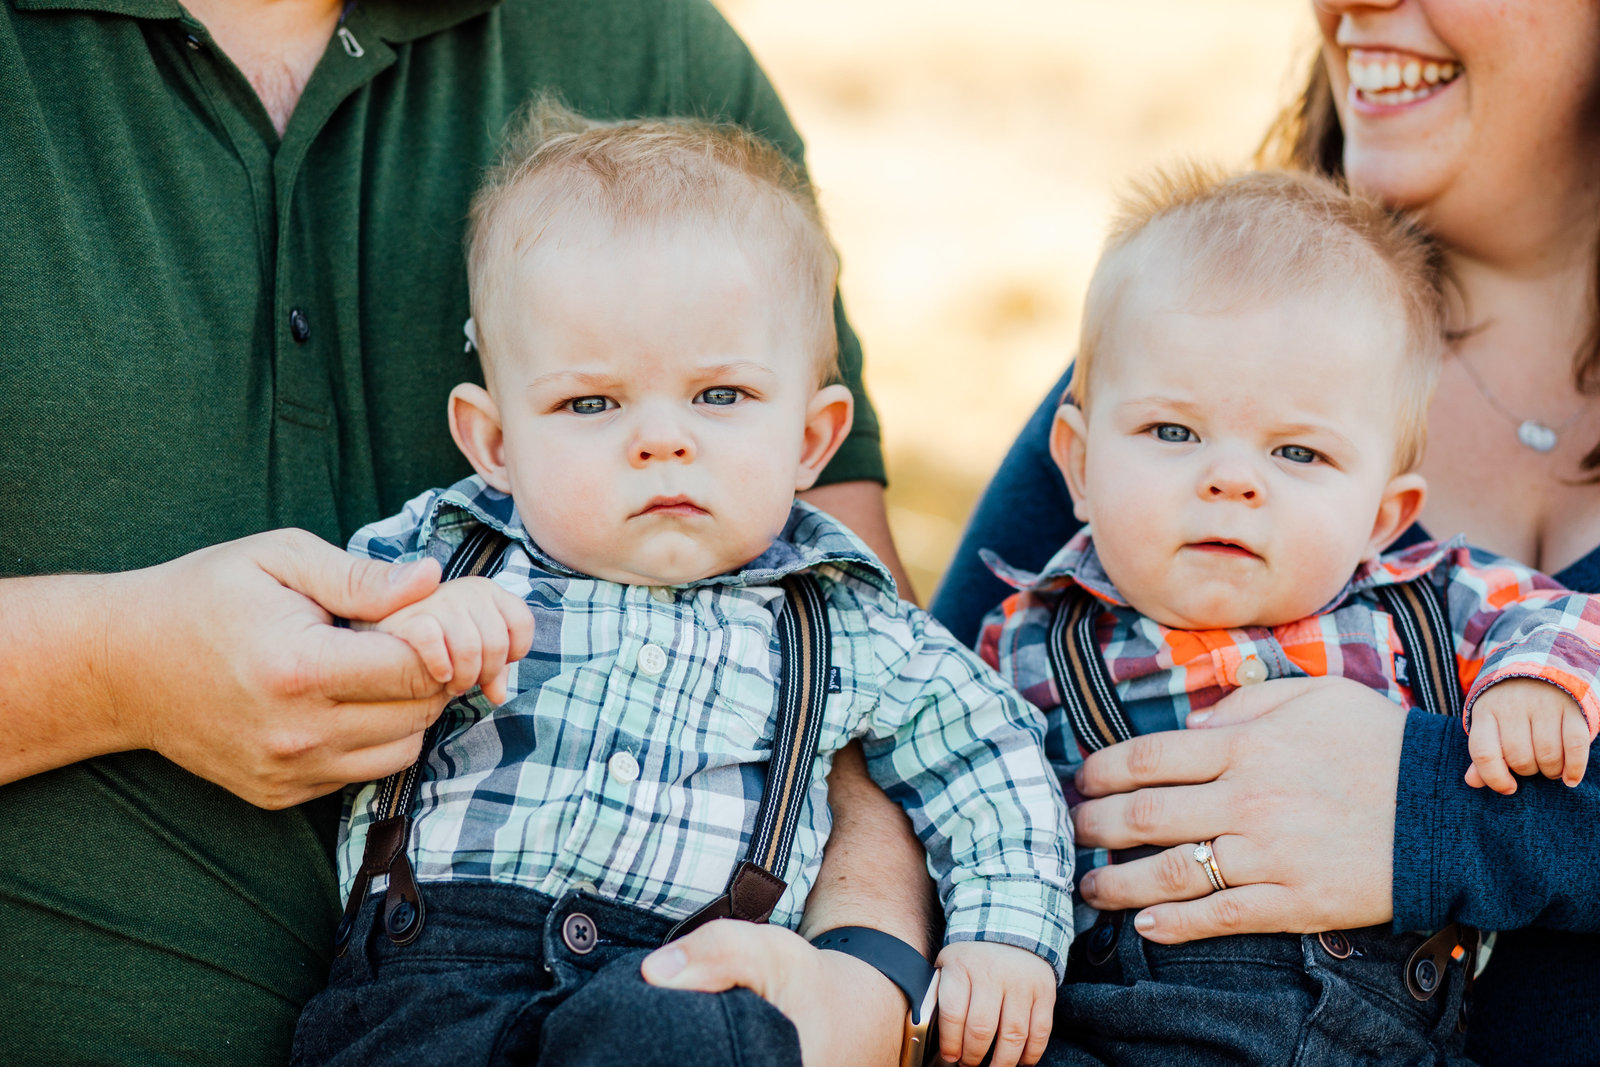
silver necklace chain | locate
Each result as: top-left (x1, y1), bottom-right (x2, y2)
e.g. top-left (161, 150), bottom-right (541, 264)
top-left (1454, 352), bottom-right (1585, 453)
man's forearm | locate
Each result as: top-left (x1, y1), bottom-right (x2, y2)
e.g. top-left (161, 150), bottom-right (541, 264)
top-left (0, 573), bottom-right (129, 784)
top-left (801, 740), bottom-right (937, 953)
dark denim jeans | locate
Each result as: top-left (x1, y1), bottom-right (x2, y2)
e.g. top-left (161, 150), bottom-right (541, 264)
top-left (1043, 916), bottom-right (1475, 1066)
top-left (292, 881), bottom-right (802, 1067)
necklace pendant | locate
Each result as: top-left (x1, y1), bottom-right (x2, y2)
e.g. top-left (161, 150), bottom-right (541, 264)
top-left (1517, 419), bottom-right (1559, 453)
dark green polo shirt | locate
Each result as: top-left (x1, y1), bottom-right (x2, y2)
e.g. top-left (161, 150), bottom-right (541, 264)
top-left (0, 1), bottom-right (882, 1061)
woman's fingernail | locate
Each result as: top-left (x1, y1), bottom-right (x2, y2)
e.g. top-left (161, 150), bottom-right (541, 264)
top-left (1188, 711), bottom-right (1211, 727)
top-left (1078, 871), bottom-right (1096, 898)
top-left (1133, 912), bottom-right (1154, 933)
top-left (641, 946), bottom-right (686, 982)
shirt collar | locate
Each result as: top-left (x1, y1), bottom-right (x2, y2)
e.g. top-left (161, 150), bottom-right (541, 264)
top-left (9, 0), bottom-right (501, 41)
top-left (983, 528), bottom-right (1465, 617)
top-left (421, 474), bottom-right (898, 596)
top-left (1344, 534), bottom-right (1465, 594)
top-left (982, 528), bottom-right (1129, 608)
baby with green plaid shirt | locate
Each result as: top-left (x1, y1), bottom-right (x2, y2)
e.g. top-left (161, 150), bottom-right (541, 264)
top-left (306, 101), bottom-right (1071, 1067)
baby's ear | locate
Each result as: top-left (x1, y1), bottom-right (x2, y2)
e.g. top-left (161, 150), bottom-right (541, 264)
top-left (1049, 403), bottom-right (1092, 523)
top-left (448, 383), bottom-right (514, 494)
top-left (793, 384), bottom-right (854, 492)
top-left (1364, 471), bottom-right (1427, 559)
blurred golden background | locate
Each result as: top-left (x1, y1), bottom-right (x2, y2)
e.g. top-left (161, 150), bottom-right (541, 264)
top-left (722, 0), bottom-right (1320, 600)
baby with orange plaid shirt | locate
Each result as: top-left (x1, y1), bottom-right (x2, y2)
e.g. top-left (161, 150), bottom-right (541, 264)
top-left (975, 166), bottom-right (1600, 1065)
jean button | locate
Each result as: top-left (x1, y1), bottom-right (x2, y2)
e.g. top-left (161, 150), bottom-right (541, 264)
top-left (1318, 930), bottom-right (1352, 959)
top-left (563, 911), bottom-right (598, 954)
top-left (385, 900), bottom-right (417, 938)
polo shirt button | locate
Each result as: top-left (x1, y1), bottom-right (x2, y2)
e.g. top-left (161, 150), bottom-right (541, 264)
top-left (289, 307), bottom-right (311, 343)
top-left (1235, 657), bottom-right (1268, 686)
top-left (184, 33), bottom-right (202, 50)
top-left (636, 643), bottom-right (667, 676)
top-left (650, 586), bottom-right (674, 604)
top-left (608, 751), bottom-right (640, 783)
top-left (562, 912), bottom-right (598, 954)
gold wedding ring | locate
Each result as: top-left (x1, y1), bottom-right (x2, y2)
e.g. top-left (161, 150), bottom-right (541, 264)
top-left (1192, 840), bottom-right (1228, 893)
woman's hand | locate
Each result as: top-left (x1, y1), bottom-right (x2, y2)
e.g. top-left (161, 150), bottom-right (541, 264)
top-left (642, 920), bottom-right (906, 1066)
top-left (1073, 676), bottom-right (1404, 943)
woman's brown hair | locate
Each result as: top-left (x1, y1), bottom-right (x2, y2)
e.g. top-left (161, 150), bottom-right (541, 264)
top-left (1258, 54), bottom-right (1600, 476)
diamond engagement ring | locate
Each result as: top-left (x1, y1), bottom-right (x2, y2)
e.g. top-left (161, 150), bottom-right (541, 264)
top-left (1193, 841), bottom-right (1227, 893)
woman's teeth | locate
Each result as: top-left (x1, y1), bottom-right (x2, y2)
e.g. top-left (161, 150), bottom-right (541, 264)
top-left (1346, 54), bottom-right (1460, 105)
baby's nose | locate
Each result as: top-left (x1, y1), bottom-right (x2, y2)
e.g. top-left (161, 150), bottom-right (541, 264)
top-left (1208, 478), bottom-right (1257, 500)
top-left (1200, 463), bottom-right (1263, 503)
top-left (630, 420), bottom-right (694, 467)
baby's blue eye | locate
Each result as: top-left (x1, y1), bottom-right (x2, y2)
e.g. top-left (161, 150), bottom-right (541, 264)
top-left (568, 396), bottom-right (613, 415)
top-left (1274, 444), bottom-right (1319, 464)
top-left (1153, 424), bottom-right (1194, 443)
top-left (699, 387), bottom-right (741, 406)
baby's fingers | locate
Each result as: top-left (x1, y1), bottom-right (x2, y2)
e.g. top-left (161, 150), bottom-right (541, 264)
top-left (387, 615), bottom-right (454, 685)
top-left (936, 963), bottom-right (971, 1066)
top-left (987, 992), bottom-right (1037, 1067)
top-left (1023, 992), bottom-right (1054, 1066)
top-left (1467, 715), bottom-right (1516, 795)
top-left (958, 982), bottom-right (1002, 1066)
top-left (1562, 706), bottom-right (1592, 787)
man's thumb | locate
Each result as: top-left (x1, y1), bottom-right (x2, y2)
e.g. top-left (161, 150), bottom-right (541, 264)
top-left (258, 530), bottom-right (442, 621)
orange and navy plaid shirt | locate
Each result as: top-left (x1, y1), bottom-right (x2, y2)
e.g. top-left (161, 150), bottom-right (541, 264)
top-left (978, 530), bottom-right (1600, 933)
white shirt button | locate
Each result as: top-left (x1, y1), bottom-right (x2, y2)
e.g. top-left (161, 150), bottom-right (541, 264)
top-left (608, 751), bottom-right (640, 783)
top-left (650, 586), bottom-right (675, 604)
top-left (636, 643), bottom-right (668, 676)
top-left (1235, 657), bottom-right (1268, 686)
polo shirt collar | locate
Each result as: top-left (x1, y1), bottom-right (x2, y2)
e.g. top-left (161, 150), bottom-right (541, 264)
top-left (420, 475), bottom-right (898, 597)
top-left (9, 0), bottom-right (503, 41)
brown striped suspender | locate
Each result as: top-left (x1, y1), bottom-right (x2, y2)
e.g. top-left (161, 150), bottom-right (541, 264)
top-left (334, 526), bottom-right (833, 955)
top-left (666, 571), bottom-right (832, 941)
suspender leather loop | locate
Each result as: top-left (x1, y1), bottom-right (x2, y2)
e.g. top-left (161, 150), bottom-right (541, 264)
top-left (334, 525), bottom-right (512, 957)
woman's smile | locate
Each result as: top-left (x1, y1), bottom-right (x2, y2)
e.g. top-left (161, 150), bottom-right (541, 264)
top-left (1344, 48), bottom-right (1459, 110)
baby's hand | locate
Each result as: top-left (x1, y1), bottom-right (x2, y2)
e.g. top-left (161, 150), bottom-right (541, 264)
top-left (370, 577), bottom-right (533, 704)
top-left (934, 941), bottom-right (1055, 1067)
top-left (1466, 678), bottom-right (1591, 794)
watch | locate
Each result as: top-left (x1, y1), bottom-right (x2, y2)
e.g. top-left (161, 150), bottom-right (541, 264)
top-left (810, 926), bottom-right (940, 1067)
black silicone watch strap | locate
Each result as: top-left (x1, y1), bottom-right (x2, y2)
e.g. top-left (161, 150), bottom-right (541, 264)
top-left (809, 926), bottom-right (937, 1024)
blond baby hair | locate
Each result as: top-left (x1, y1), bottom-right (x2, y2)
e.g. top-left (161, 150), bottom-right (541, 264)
top-left (1072, 165), bottom-right (1445, 473)
top-left (466, 96), bottom-right (839, 387)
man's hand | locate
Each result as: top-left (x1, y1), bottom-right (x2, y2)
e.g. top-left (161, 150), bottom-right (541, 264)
top-left (369, 577), bottom-right (533, 705)
top-left (934, 941), bottom-right (1054, 1067)
top-left (0, 529), bottom-right (476, 807)
top-left (111, 530), bottom-right (475, 807)
top-left (641, 920), bottom-right (906, 1066)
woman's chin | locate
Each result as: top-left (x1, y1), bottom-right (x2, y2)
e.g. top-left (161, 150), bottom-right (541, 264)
top-left (1341, 148), bottom-right (1458, 214)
